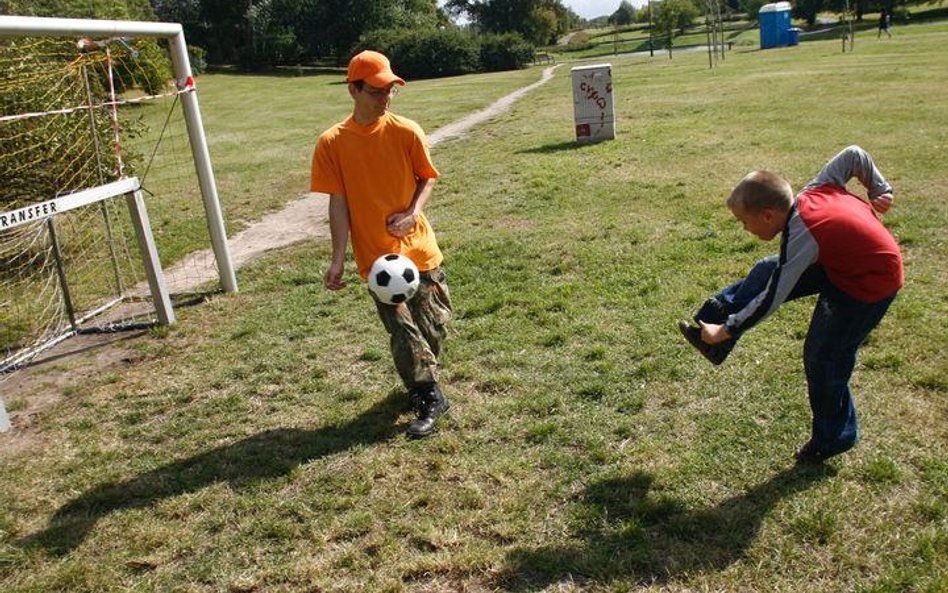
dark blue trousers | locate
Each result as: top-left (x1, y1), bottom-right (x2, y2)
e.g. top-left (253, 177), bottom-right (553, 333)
top-left (709, 256), bottom-right (896, 454)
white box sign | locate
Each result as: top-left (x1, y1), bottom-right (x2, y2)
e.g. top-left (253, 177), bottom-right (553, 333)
top-left (571, 64), bottom-right (616, 143)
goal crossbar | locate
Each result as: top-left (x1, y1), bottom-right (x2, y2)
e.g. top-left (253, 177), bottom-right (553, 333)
top-left (0, 15), bottom-right (183, 38)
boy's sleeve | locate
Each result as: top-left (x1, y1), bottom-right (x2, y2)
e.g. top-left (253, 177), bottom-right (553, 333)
top-left (409, 125), bottom-right (439, 180)
top-left (725, 214), bottom-right (819, 337)
top-left (802, 145), bottom-right (893, 199)
top-left (310, 134), bottom-right (345, 194)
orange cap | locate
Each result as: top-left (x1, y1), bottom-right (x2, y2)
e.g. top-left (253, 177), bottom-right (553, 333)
top-left (347, 50), bottom-right (405, 88)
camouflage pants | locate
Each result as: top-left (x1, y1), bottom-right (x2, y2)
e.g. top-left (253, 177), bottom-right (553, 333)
top-left (374, 266), bottom-right (452, 390)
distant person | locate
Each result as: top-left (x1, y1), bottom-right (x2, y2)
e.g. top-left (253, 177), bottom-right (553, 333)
top-left (310, 50), bottom-right (453, 438)
top-left (878, 7), bottom-right (892, 38)
top-left (678, 146), bottom-right (902, 463)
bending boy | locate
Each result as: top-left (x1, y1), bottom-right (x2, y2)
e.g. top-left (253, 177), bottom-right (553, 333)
top-left (679, 145), bottom-right (902, 463)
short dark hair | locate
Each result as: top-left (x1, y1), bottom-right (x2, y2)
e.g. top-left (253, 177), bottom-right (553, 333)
top-left (350, 80), bottom-right (365, 90)
top-left (727, 170), bottom-right (793, 214)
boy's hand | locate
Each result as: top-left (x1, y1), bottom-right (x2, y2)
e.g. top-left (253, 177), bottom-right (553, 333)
top-left (324, 260), bottom-right (346, 291)
top-left (870, 193), bottom-right (893, 214)
top-left (699, 321), bottom-right (732, 344)
top-left (386, 211), bottom-right (417, 237)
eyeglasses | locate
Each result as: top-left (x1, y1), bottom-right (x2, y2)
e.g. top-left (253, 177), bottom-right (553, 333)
top-left (362, 85), bottom-right (399, 98)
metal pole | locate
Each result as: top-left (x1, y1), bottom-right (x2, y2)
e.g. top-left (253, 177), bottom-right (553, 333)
top-left (0, 15), bottom-right (182, 37)
top-left (648, 0), bottom-right (655, 57)
top-left (167, 30), bottom-right (238, 294)
top-left (126, 188), bottom-right (175, 325)
top-left (716, 0), bottom-right (725, 61)
top-left (705, 4), bottom-right (713, 69)
top-left (47, 217), bottom-right (79, 331)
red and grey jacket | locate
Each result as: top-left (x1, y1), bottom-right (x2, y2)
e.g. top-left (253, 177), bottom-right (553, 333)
top-left (725, 145), bottom-right (904, 337)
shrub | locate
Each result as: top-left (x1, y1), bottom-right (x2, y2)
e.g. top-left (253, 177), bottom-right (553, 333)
top-left (355, 28), bottom-right (480, 80)
top-left (188, 45), bottom-right (207, 76)
top-left (565, 31), bottom-right (594, 51)
top-left (479, 32), bottom-right (534, 72)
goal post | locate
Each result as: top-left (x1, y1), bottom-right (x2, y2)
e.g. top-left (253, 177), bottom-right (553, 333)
top-left (0, 15), bottom-right (237, 294)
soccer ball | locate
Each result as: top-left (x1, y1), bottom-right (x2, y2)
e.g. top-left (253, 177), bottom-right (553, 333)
top-left (368, 253), bottom-right (420, 305)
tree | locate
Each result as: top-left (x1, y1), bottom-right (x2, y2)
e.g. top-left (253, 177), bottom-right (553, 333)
top-left (446, 0), bottom-right (572, 45)
top-left (151, 0), bottom-right (446, 68)
top-left (792, 0), bottom-right (824, 26)
top-left (740, 0), bottom-right (769, 21)
top-left (610, 0), bottom-right (636, 25)
top-left (654, 0), bottom-right (700, 35)
top-left (2, 0), bottom-right (157, 19)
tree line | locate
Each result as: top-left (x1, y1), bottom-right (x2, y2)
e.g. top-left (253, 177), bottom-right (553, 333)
top-left (1, 1), bottom-right (585, 71)
top-left (601, 0), bottom-right (927, 30)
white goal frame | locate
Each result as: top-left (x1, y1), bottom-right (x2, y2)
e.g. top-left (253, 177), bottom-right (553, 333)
top-left (0, 16), bottom-right (238, 432)
top-left (0, 15), bottom-right (237, 294)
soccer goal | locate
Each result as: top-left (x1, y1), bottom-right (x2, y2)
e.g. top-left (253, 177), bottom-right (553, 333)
top-left (0, 16), bottom-right (238, 392)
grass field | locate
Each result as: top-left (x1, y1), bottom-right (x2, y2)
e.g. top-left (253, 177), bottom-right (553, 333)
top-left (2, 19), bottom-right (947, 593)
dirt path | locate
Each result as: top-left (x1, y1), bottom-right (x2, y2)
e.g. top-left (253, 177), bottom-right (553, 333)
top-left (0, 65), bottom-right (561, 441)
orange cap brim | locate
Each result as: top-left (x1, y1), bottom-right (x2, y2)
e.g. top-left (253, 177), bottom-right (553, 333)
top-left (363, 71), bottom-right (406, 87)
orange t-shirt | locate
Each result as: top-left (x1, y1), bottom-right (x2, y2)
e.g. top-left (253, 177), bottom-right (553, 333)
top-left (310, 112), bottom-right (442, 279)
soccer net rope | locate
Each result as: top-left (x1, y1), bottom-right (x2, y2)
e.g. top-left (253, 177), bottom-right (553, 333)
top-left (1, 29), bottom-right (227, 376)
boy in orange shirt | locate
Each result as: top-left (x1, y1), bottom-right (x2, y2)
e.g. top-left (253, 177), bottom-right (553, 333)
top-left (310, 50), bottom-right (452, 438)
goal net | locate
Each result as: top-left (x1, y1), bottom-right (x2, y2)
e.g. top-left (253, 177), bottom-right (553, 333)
top-left (0, 16), bottom-right (237, 378)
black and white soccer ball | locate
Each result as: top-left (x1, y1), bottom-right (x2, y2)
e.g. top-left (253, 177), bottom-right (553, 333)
top-left (368, 253), bottom-right (420, 305)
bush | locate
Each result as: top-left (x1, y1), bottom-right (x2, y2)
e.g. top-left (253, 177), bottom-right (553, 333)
top-left (565, 31), bottom-right (594, 51)
top-left (188, 45), bottom-right (207, 76)
top-left (356, 28), bottom-right (535, 79)
top-left (479, 33), bottom-right (534, 72)
top-left (356, 28), bottom-right (480, 80)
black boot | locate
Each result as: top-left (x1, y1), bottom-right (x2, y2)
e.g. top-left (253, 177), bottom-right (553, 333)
top-left (678, 298), bottom-right (736, 365)
top-left (694, 297), bottom-right (728, 325)
top-left (407, 383), bottom-right (450, 438)
top-left (678, 321), bottom-right (732, 365)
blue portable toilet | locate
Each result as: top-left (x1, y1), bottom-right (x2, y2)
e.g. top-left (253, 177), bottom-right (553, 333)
top-left (788, 27), bottom-right (801, 46)
top-left (759, 2), bottom-right (792, 49)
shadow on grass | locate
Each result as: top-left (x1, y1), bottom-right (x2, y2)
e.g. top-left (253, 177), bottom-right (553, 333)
top-left (498, 464), bottom-right (836, 589)
top-left (18, 392), bottom-right (404, 555)
top-left (517, 141), bottom-right (600, 155)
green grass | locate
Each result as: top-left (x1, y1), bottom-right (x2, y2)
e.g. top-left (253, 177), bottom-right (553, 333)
top-left (2, 22), bottom-right (947, 593)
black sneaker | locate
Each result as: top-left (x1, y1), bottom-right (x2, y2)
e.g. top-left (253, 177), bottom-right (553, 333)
top-left (795, 439), bottom-right (854, 464)
top-left (794, 440), bottom-right (832, 464)
top-left (407, 383), bottom-right (450, 438)
top-left (677, 320), bottom-right (729, 366)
